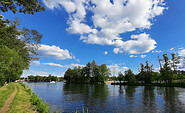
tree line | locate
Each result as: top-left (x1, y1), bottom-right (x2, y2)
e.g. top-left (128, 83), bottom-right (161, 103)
top-left (64, 53), bottom-right (185, 84)
top-left (0, 0), bottom-right (45, 86)
top-left (26, 74), bottom-right (63, 82)
top-left (114, 53), bottom-right (185, 84)
top-left (64, 60), bottom-right (111, 83)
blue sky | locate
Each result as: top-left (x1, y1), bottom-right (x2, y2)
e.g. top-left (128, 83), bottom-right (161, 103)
top-left (3, 0), bottom-right (185, 77)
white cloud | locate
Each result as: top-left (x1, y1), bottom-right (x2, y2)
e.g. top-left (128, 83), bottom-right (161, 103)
top-left (114, 33), bottom-right (157, 54)
top-left (152, 50), bottom-right (162, 53)
top-left (179, 49), bottom-right (185, 57)
top-left (140, 55), bottom-right (146, 58)
top-left (170, 48), bottom-right (174, 51)
top-left (41, 62), bottom-right (84, 68)
top-left (76, 59), bottom-right (80, 62)
top-left (104, 51), bottom-right (108, 55)
top-left (23, 70), bottom-right (48, 77)
top-left (178, 47), bottom-right (184, 50)
top-left (38, 44), bottom-right (73, 60)
top-left (108, 64), bottom-right (129, 76)
top-left (130, 55), bottom-right (137, 58)
top-left (122, 67), bottom-right (129, 70)
top-left (31, 61), bottom-right (40, 65)
top-left (44, 0), bottom-right (166, 54)
top-left (43, 62), bottom-right (64, 68)
top-left (64, 63), bottom-right (85, 68)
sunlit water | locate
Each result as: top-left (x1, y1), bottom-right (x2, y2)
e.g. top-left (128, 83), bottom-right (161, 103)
top-left (25, 82), bottom-right (185, 113)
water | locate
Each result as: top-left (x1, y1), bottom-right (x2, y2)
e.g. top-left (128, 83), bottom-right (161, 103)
top-left (25, 82), bottom-right (185, 113)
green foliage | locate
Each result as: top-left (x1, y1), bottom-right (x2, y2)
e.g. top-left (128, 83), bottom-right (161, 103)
top-left (138, 61), bottom-right (153, 83)
top-left (0, 0), bottom-right (44, 85)
top-left (159, 54), bottom-right (173, 83)
top-left (125, 69), bottom-right (135, 83)
top-left (27, 75), bottom-right (60, 82)
top-left (0, 0), bottom-right (45, 14)
top-left (171, 53), bottom-right (180, 71)
top-left (0, 17), bottom-right (43, 85)
top-left (117, 71), bottom-right (124, 83)
top-left (64, 60), bottom-right (111, 83)
top-left (0, 45), bottom-right (25, 85)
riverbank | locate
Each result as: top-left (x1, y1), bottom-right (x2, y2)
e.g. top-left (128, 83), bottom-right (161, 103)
top-left (111, 82), bottom-right (185, 87)
top-left (0, 83), bottom-right (49, 113)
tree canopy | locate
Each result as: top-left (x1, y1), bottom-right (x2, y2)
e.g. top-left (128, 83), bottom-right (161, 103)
top-left (0, 0), bottom-right (45, 14)
top-left (0, 0), bottom-right (45, 86)
top-left (0, 17), bottom-right (43, 85)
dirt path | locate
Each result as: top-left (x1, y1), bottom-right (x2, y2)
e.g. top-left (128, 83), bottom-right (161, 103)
top-left (0, 85), bottom-right (17, 113)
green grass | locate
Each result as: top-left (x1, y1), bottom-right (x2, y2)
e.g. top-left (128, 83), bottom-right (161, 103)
top-left (8, 83), bottom-right (38, 113)
top-left (0, 83), bottom-right (14, 109)
top-left (8, 83), bottom-right (49, 113)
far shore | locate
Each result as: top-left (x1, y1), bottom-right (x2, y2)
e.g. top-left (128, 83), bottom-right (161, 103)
top-left (111, 82), bottom-right (185, 88)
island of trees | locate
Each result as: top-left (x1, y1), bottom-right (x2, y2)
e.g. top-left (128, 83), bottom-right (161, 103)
top-left (64, 60), bottom-right (110, 83)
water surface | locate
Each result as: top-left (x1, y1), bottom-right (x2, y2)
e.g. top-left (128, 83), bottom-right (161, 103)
top-left (25, 82), bottom-right (185, 113)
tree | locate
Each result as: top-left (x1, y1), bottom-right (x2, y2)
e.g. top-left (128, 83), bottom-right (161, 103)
top-left (171, 53), bottom-right (180, 73)
top-left (125, 69), bottom-right (135, 83)
top-left (117, 71), bottom-right (124, 84)
top-left (138, 61), bottom-right (153, 83)
top-left (0, 45), bottom-right (26, 83)
top-left (159, 54), bottom-right (173, 83)
top-left (0, 0), bottom-right (45, 86)
top-left (0, 0), bottom-right (45, 14)
top-left (98, 64), bottom-right (111, 83)
top-left (0, 18), bottom-right (43, 85)
top-left (64, 68), bottom-right (72, 82)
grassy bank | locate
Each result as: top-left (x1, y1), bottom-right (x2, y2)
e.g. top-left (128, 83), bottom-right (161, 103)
top-left (0, 83), bottom-right (49, 113)
top-left (111, 82), bottom-right (185, 87)
top-left (8, 83), bottom-right (49, 113)
top-left (0, 83), bottom-right (15, 109)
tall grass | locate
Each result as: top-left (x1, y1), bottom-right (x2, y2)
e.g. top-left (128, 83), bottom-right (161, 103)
top-left (75, 108), bottom-right (89, 113)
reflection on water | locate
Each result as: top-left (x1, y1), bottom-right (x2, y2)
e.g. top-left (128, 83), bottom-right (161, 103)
top-left (25, 82), bottom-right (185, 113)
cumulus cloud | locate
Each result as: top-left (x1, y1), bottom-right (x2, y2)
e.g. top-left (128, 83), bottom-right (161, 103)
top-left (104, 51), bottom-right (108, 55)
top-left (38, 44), bottom-right (73, 60)
top-left (140, 55), bottom-right (146, 58)
top-left (44, 0), bottom-right (166, 54)
top-left (113, 33), bottom-right (157, 54)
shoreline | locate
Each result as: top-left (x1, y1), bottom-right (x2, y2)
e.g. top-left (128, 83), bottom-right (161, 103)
top-left (111, 82), bottom-right (185, 88)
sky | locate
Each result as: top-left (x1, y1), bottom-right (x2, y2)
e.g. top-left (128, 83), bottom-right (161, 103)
top-left (3, 0), bottom-right (185, 77)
